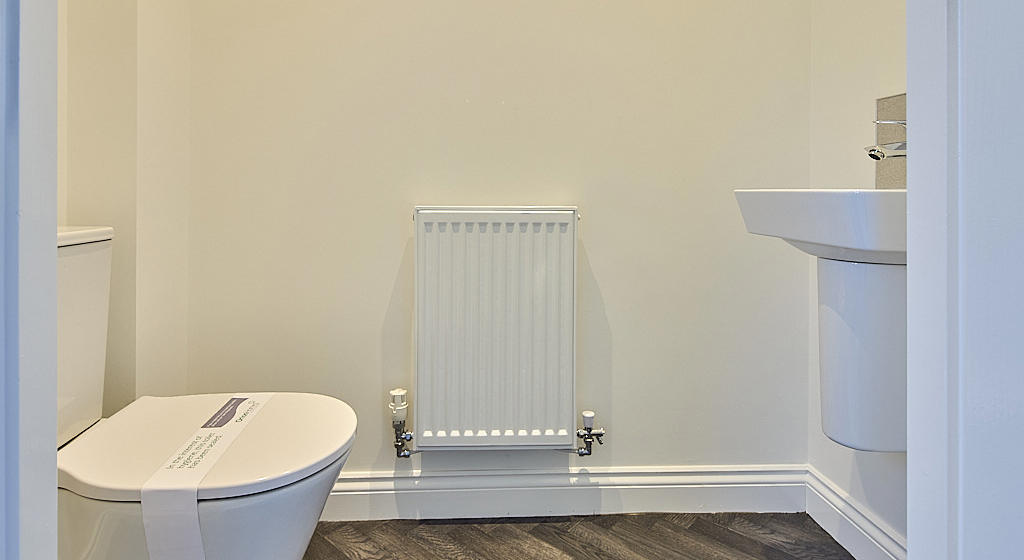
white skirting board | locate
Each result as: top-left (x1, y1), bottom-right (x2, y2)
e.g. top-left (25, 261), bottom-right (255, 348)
top-left (321, 464), bottom-right (906, 560)
top-left (805, 466), bottom-right (907, 560)
top-left (322, 464), bottom-right (806, 520)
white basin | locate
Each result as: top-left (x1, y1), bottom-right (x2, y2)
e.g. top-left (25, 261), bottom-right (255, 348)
top-left (734, 187), bottom-right (907, 453)
top-left (734, 189), bottom-right (906, 264)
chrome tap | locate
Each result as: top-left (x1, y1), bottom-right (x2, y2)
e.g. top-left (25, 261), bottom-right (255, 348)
top-left (389, 388), bottom-right (414, 458)
top-left (576, 411), bottom-right (606, 457)
top-left (865, 141), bottom-right (907, 160)
top-left (866, 120), bottom-right (907, 160)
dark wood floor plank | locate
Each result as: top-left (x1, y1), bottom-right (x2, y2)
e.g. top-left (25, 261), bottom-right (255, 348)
top-left (659, 512), bottom-right (700, 529)
top-left (685, 517), bottom-right (799, 560)
top-left (307, 513), bottom-right (854, 560)
top-left (416, 517), bottom-right (487, 535)
top-left (615, 512), bottom-right (662, 529)
top-left (366, 520), bottom-right (447, 560)
top-left (585, 515), bottom-right (707, 560)
top-left (720, 514), bottom-right (803, 549)
top-left (734, 513), bottom-right (827, 542)
top-left (303, 531), bottom-right (345, 560)
top-left (406, 522), bottom-right (480, 560)
top-left (649, 517), bottom-right (782, 560)
top-left (707, 512), bottom-right (740, 526)
top-left (566, 516), bottom-right (675, 560)
top-left (446, 525), bottom-right (524, 560)
top-left (769, 512), bottom-right (845, 541)
top-left (722, 514), bottom-right (854, 560)
top-left (577, 513), bottom-right (621, 529)
top-left (319, 522), bottom-right (393, 560)
top-left (486, 523), bottom-right (574, 560)
top-left (529, 522), bottom-right (641, 560)
top-left (612, 515), bottom-right (728, 560)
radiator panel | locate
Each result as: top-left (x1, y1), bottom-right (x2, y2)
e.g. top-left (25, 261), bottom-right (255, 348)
top-left (414, 207), bottom-right (577, 449)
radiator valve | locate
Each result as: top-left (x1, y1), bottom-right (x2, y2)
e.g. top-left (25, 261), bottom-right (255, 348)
top-left (389, 388), bottom-right (414, 458)
top-left (576, 410), bottom-right (606, 457)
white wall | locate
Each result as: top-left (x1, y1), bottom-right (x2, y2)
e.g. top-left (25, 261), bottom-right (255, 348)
top-left (949, 3), bottom-right (1024, 553)
top-left (5, 0), bottom-right (58, 556)
top-left (806, 1), bottom-right (908, 544)
top-left (183, 0), bottom-right (813, 475)
top-left (905, 0), bottom-right (956, 556)
top-left (908, 0), bottom-right (1024, 558)
top-left (1, 0), bottom-right (13, 546)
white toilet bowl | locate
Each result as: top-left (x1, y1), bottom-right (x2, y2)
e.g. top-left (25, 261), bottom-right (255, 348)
top-left (57, 392), bottom-right (357, 560)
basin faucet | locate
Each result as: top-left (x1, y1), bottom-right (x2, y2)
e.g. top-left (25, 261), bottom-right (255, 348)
top-left (865, 120), bottom-right (907, 160)
top-left (865, 141), bottom-right (906, 160)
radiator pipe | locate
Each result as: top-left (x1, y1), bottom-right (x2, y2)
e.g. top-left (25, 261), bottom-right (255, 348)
top-left (576, 410), bottom-right (606, 457)
top-left (389, 388), bottom-right (414, 458)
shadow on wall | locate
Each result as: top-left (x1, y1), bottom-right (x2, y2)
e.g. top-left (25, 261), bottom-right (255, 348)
top-left (850, 450), bottom-right (907, 521)
top-left (378, 238), bottom-right (415, 469)
top-left (375, 238), bottom-right (619, 517)
top-left (382, 469), bottom-right (616, 520)
top-left (575, 243), bottom-right (615, 465)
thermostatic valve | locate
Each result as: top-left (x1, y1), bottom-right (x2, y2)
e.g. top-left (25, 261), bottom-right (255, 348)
top-left (389, 388), bottom-right (414, 458)
top-left (576, 410), bottom-right (606, 457)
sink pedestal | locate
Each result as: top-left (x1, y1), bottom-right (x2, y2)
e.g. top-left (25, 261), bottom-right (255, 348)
top-left (817, 258), bottom-right (906, 452)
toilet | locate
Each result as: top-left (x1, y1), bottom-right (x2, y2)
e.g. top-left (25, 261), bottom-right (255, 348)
top-left (56, 226), bottom-right (357, 560)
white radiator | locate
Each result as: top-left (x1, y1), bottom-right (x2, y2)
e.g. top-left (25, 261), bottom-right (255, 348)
top-left (414, 206), bottom-right (577, 449)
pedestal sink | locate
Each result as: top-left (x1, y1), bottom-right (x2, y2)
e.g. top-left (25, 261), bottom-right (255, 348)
top-left (735, 189), bottom-right (907, 453)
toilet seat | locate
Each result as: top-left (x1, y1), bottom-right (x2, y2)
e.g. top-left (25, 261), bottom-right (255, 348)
top-left (58, 392), bottom-right (357, 501)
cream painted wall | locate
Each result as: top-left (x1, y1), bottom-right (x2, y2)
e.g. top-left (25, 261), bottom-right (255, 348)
top-left (186, 1), bottom-right (813, 473)
top-left (809, 3), bottom-right (906, 190)
top-left (135, 0), bottom-right (190, 399)
top-left (808, 1), bottom-right (908, 538)
top-left (61, 4), bottom-right (910, 531)
top-left (65, 0), bottom-right (138, 414)
top-left (63, 0), bottom-right (191, 413)
top-left (56, 0), bottom-right (67, 225)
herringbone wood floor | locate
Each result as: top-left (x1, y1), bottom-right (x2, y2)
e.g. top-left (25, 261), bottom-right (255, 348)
top-left (303, 513), bottom-right (854, 560)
